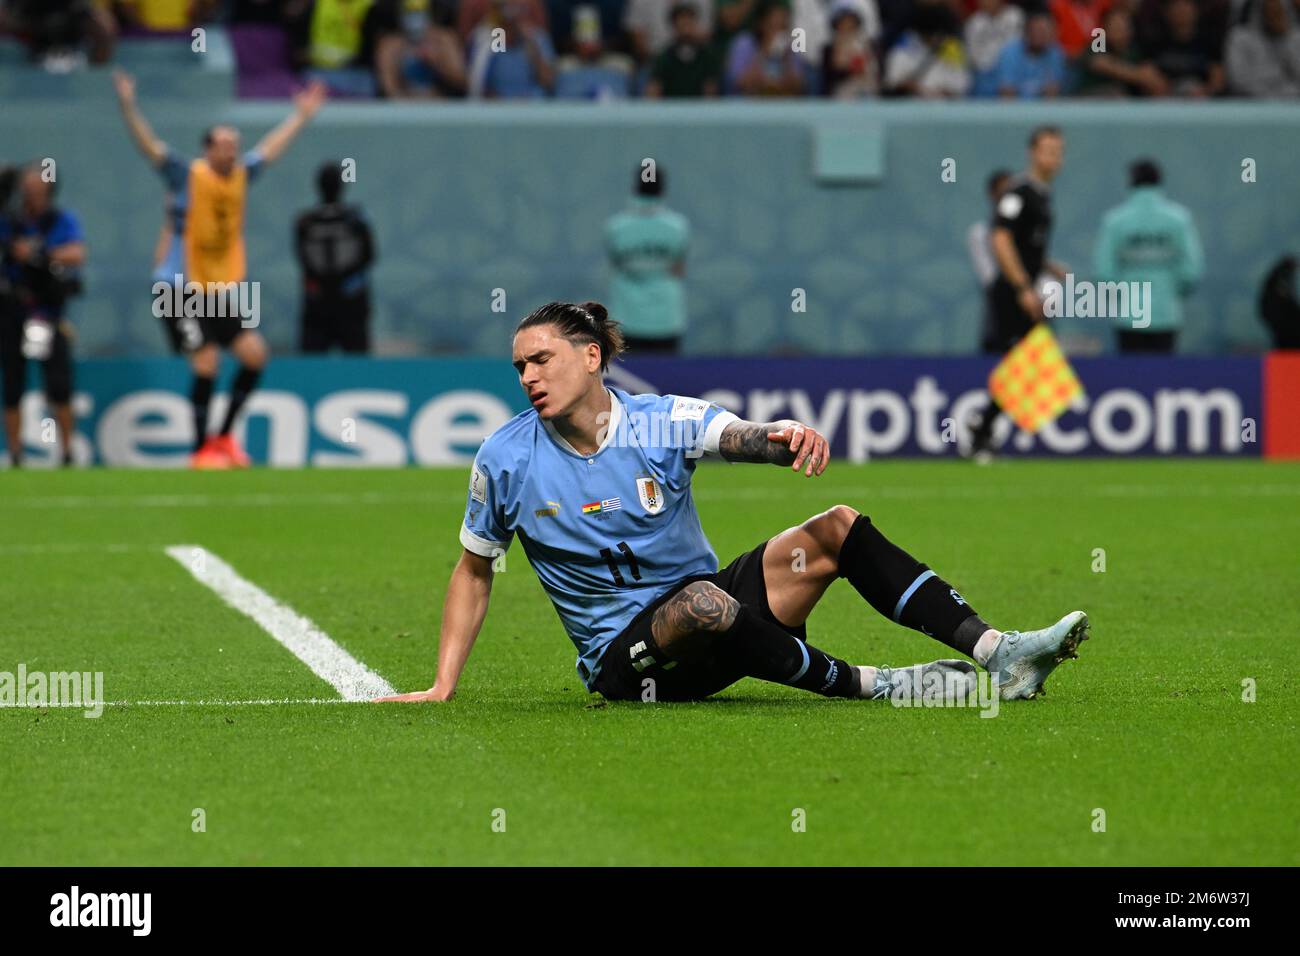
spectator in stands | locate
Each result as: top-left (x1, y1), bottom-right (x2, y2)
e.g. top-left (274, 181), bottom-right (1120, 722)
top-left (626, 0), bottom-right (715, 63)
top-left (1, 0), bottom-right (111, 71)
top-left (876, 0), bottom-right (917, 53)
top-left (1076, 6), bottom-right (1169, 96)
top-left (295, 161), bottom-right (375, 353)
top-left (229, 0), bottom-right (290, 22)
top-left (605, 164), bottom-right (690, 354)
top-left (725, 0), bottom-right (808, 95)
top-left (1093, 159), bottom-right (1204, 353)
top-left (87, 0), bottom-right (118, 64)
top-left (883, 2), bottom-right (969, 97)
top-left (644, 2), bottom-right (723, 96)
top-left (1226, 0), bottom-right (1300, 96)
top-left (1049, 0), bottom-right (1108, 58)
top-left (374, 0), bottom-right (467, 97)
top-left (965, 0), bottom-right (1024, 96)
top-left (1144, 0), bottom-right (1225, 96)
top-left (116, 0), bottom-right (220, 31)
top-left (994, 6), bottom-right (1067, 97)
top-left (458, 0), bottom-right (548, 38)
top-left (555, 5), bottom-right (635, 98)
top-left (795, 0), bottom-right (880, 73)
top-left (547, 0), bottom-right (628, 56)
top-left (288, 0), bottom-right (387, 97)
top-left (716, 0), bottom-right (791, 61)
top-left (1258, 255), bottom-right (1300, 348)
top-left (821, 0), bottom-right (880, 97)
top-left (1133, 0), bottom-right (1229, 58)
top-left (467, 0), bottom-right (557, 97)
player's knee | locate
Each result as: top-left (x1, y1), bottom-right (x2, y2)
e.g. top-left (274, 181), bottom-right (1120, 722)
top-left (804, 505), bottom-right (860, 559)
top-left (191, 346), bottom-right (218, 378)
top-left (241, 335), bottom-right (269, 370)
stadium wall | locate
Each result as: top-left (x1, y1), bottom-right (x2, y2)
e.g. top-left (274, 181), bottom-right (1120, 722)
top-left (6, 355), bottom-right (1293, 466)
top-left (2, 101), bottom-right (1296, 358)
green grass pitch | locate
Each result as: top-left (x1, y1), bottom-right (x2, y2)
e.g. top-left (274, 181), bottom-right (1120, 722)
top-left (1, 460), bottom-right (1296, 866)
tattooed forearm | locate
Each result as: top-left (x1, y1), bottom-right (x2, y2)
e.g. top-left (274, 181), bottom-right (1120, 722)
top-left (651, 582), bottom-right (740, 652)
top-left (717, 419), bottom-right (798, 464)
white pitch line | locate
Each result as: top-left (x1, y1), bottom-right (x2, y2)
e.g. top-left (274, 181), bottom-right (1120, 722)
top-left (165, 545), bottom-right (397, 701)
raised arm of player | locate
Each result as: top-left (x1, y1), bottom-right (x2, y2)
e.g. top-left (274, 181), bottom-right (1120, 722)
top-left (716, 419), bottom-right (829, 477)
top-left (112, 69), bottom-right (168, 166)
top-left (252, 80), bottom-right (327, 165)
top-left (374, 549), bottom-right (495, 702)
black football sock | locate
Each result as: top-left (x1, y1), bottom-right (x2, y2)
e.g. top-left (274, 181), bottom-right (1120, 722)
top-left (716, 605), bottom-right (858, 698)
top-left (191, 375), bottom-right (215, 451)
top-left (219, 366), bottom-right (261, 436)
top-left (837, 514), bottom-right (989, 657)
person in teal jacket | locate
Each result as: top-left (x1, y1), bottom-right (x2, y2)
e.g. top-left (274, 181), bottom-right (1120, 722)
top-left (1093, 159), bottom-right (1204, 354)
top-left (605, 165), bottom-right (690, 354)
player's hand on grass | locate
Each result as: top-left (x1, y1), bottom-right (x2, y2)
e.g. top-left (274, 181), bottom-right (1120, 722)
top-left (767, 423), bottom-right (829, 477)
top-left (374, 685), bottom-right (453, 703)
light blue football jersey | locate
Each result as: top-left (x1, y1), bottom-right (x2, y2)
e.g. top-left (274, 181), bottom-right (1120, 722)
top-left (460, 386), bottom-right (739, 689)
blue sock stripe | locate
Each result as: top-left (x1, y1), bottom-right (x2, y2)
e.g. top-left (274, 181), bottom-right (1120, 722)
top-left (893, 569), bottom-right (936, 623)
top-left (788, 639), bottom-right (811, 683)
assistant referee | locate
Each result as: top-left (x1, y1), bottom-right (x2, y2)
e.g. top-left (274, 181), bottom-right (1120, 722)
top-left (968, 125), bottom-right (1067, 461)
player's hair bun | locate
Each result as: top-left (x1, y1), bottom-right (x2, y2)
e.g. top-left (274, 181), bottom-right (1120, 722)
top-left (580, 301), bottom-right (609, 327)
top-left (515, 301), bottom-right (626, 372)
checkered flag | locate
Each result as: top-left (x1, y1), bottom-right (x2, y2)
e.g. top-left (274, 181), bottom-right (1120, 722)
top-left (988, 325), bottom-right (1084, 433)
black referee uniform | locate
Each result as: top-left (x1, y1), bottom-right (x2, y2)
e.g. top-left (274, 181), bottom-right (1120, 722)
top-left (294, 190), bottom-right (375, 354)
top-left (982, 174), bottom-right (1052, 353)
top-left (970, 173), bottom-right (1054, 452)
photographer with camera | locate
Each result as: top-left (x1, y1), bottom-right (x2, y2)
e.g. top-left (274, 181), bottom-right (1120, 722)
top-left (0, 164), bottom-right (86, 468)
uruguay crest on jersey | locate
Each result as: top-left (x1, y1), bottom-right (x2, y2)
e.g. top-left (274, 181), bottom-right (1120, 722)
top-left (637, 475), bottom-right (664, 514)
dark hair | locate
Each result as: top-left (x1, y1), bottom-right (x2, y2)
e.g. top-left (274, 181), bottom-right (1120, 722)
top-left (516, 301), bottom-right (626, 373)
top-left (20, 162), bottom-right (58, 198)
top-left (636, 163), bottom-right (664, 198)
top-left (915, 1), bottom-right (956, 36)
top-left (202, 125), bottom-right (237, 149)
top-left (1028, 124), bottom-right (1063, 148)
top-left (1130, 158), bottom-right (1162, 187)
top-left (317, 161), bottom-right (345, 202)
top-left (986, 168), bottom-right (1011, 197)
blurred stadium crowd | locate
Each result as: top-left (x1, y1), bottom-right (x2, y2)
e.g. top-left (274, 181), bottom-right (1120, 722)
top-left (3, 0), bottom-right (1300, 99)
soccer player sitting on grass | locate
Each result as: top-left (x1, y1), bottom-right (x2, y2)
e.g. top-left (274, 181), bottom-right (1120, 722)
top-left (378, 301), bottom-right (1089, 705)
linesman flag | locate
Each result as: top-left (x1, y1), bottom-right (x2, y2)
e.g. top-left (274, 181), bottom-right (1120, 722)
top-left (988, 324), bottom-right (1084, 433)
